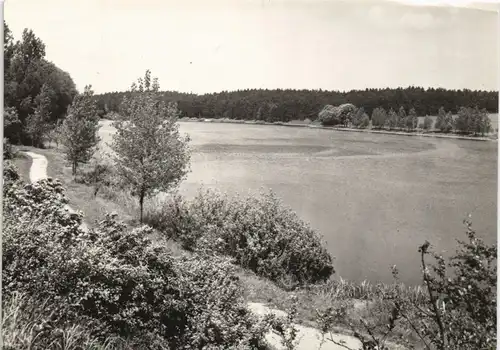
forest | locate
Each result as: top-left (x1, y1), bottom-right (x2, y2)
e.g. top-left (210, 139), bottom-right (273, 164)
top-left (94, 87), bottom-right (499, 123)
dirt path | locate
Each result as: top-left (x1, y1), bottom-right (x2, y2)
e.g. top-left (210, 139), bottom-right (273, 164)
top-left (23, 151), bottom-right (370, 350)
top-left (24, 151), bottom-right (89, 232)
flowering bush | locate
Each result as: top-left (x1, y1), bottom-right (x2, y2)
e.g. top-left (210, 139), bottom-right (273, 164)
top-left (145, 189), bottom-right (334, 288)
top-left (2, 177), bottom-right (273, 348)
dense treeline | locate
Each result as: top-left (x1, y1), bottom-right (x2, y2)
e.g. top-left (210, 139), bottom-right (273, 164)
top-left (4, 21), bottom-right (77, 145)
top-left (94, 87), bottom-right (498, 122)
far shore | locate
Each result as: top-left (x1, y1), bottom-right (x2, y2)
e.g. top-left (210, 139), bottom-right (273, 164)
top-left (176, 117), bottom-right (498, 142)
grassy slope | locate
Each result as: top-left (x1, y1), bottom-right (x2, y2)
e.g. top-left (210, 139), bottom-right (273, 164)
top-left (17, 144), bottom-right (420, 349)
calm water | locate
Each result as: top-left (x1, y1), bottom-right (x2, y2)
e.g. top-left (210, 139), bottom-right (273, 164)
top-left (100, 121), bottom-right (497, 285)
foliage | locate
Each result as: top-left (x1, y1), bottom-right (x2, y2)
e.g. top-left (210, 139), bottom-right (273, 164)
top-left (3, 161), bottom-right (21, 194)
top-left (351, 107), bottom-right (370, 129)
top-left (94, 87), bottom-right (498, 123)
top-left (455, 106), bottom-right (491, 136)
top-left (60, 85), bottom-right (101, 176)
top-left (76, 154), bottom-right (115, 197)
top-left (144, 189), bottom-right (334, 288)
top-left (316, 220), bottom-right (496, 350)
top-left (435, 107), bottom-right (454, 133)
top-left (4, 106), bottom-right (22, 144)
top-left (371, 107), bottom-right (387, 129)
top-left (25, 83), bottom-right (53, 147)
top-left (111, 70), bottom-right (191, 223)
top-left (397, 106), bottom-right (407, 130)
top-left (2, 292), bottom-right (139, 350)
top-left (4, 138), bottom-right (14, 160)
top-left (2, 173), bottom-right (273, 349)
top-left (423, 116), bottom-right (433, 131)
top-left (318, 104), bottom-right (357, 126)
top-left (408, 107), bottom-right (418, 131)
top-left (4, 24), bottom-right (77, 144)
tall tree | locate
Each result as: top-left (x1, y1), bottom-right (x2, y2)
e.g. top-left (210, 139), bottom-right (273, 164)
top-left (371, 107), bottom-right (387, 129)
top-left (386, 108), bottom-right (398, 130)
top-left (408, 107), bottom-right (418, 131)
top-left (397, 106), bottom-right (407, 130)
top-left (4, 24), bottom-right (77, 144)
top-left (60, 86), bottom-right (100, 176)
top-left (435, 106), bottom-right (446, 132)
top-left (111, 71), bottom-right (191, 223)
top-left (25, 83), bottom-right (53, 147)
top-left (443, 111), bottom-right (454, 133)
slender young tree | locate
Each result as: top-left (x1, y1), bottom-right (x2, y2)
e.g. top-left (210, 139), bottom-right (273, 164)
top-left (60, 85), bottom-right (100, 176)
top-left (408, 107), bottom-right (418, 132)
top-left (435, 106), bottom-right (446, 132)
top-left (111, 70), bottom-right (191, 223)
top-left (371, 107), bottom-right (387, 129)
top-left (26, 83), bottom-right (53, 147)
top-left (397, 106), bottom-right (407, 130)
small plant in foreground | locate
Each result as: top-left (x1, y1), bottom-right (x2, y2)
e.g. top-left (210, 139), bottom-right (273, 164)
top-left (316, 219), bottom-right (496, 350)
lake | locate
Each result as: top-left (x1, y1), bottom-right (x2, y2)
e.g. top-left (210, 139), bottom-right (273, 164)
top-left (99, 121), bottom-right (497, 285)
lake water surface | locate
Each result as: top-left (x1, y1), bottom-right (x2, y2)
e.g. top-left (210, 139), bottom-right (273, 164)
top-left (100, 121), bottom-right (497, 285)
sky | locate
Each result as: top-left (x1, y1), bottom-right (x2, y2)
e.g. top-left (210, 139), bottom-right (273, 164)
top-left (4, 0), bottom-right (499, 94)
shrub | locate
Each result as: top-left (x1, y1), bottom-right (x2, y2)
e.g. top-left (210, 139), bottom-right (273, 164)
top-left (423, 116), bottom-right (433, 131)
top-left (3, 180), bottom-right (273, 349)
top-left (145, 189), bottom-right (334, 288)
top-left (317, 220), bottom-right (497, 350)
top-left (4, 138), bottom-right (14, 159)
top-left (3, 161), bottom-right (21, 194)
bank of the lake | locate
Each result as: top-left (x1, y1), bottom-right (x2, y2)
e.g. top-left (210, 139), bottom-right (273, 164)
top-left (99, 120), bottom-right (497, 286)
top-left (178, 117), bottom-right (497, 142)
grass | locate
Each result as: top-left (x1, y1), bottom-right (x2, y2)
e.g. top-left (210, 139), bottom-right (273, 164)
top-left (15, 143), bottom-right (426, 349)
top-left (15, 145), bottom-right (138, 230)
top-left (2, 293), bottom-right (141, 350)
top-left (10, 151), bottom-right (32, 183)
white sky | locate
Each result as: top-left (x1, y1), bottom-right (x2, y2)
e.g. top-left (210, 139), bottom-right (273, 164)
top-left (4, 0), bottom-right (499, 94)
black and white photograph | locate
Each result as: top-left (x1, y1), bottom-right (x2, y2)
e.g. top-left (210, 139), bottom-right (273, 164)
top-left (2, 0), bottom-right (498, 349)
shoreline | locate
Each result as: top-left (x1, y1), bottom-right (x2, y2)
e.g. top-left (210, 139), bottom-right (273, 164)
top-left (178, 117), bottom-right (497, 142)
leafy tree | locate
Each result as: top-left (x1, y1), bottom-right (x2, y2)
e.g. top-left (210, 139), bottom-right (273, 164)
top-left (25, 83), bottom-right (53, 147)
top-left (94, 87), bottom-right (499, 123)
top-left (3, 23), bottom-right (77, 144)
top-left (4, 106), bottom-right (22, 144)
top-left (455, 107), bottom-right (471, 134)
top-left (385, 108), bottom-right (398, 130)
top-left (318, 105), bottom-right (340, 126)
top-left (474, 107), bottom-right (491, 136)
top-left (60, 86), bottom-right (100, 176)
top-left (408, 107), bottom-right (418, 131)
top-left (371, 107), bottom-right (387, 129)
top-left (397, 106), bottom-right (407, 130)
top-left (435, 106), bottom-right (446, 132)
top-left (443, 111), bottom-right (454, 133)
top-left (111, 70), bottom-right (191, 223)
top-left (423, 115), bottom-right (433, 131)
top-left (4, 21), bottom-right (15, 73)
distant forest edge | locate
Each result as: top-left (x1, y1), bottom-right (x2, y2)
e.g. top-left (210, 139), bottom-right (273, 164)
top-left (94, 87), bottom-right (499, 122)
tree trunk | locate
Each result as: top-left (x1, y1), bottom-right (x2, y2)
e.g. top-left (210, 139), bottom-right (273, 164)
top-left (139, 193), bottom-right (144, 224)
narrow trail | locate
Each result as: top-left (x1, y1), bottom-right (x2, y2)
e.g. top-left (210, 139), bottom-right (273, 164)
top-left (22, 151), bottom-right (394, 350)
top-left (24, 151), bottom-right (89, 232)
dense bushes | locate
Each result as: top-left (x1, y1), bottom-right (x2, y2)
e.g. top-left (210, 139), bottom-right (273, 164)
top-left (2, 168), bottom-right (274, 349)
top-left (144, 189), bottom-right (334, 288)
